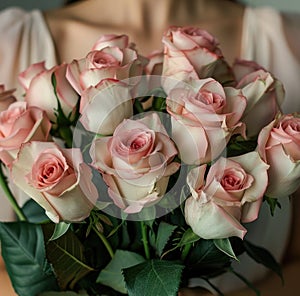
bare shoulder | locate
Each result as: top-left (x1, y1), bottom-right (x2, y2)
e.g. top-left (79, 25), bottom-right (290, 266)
top-left (42, 3), bottom-right (110, 63)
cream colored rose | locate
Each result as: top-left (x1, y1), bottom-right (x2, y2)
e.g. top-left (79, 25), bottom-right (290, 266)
top-left (20, 62), bottom-right (79, 123)
top-left (258, 113), bottom-right (300, 198)
top-left (0, 102), bottom-right (51, 167)
top-left (166, 78), bottom-right (246, 164)
top-left (162, 26), bottom-right (233, 89)
top-left (66, 39), bottom-right (143, 95)
top-left (90, 113), bottom-right (180, 213)
top-left (12, 141), bottom-right (98, 223)
top-left (185, 152), bottom-right (269, 239)
top-left (79, 79), bottom-right (133, 135)
top-left (233, 59), bottom-right (285, 137)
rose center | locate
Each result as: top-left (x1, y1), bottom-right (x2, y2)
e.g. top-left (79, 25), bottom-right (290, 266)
top-left (221, 169), bottom-right (246, 191)
top-left (129, 133), bottom-right (151, 151)
top-left (194, 90), bottom-right (224, 110)
top-left (93, 52), bottom-right (119, 68)
top-left (281, 118), bottom-right (300, 132)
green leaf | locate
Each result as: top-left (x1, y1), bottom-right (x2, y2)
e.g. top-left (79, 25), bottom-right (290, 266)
top-left (22, 199), bottom-right (50, 223)
top-left (123, 259), bottom-right (184, 296)
top-left (156, 222), bottom-right (177, 257)
top-left (213, 238), bottom-right (238, 261)
top-left (43, 224), bottom-right (94, 290)
top-left (178, 228), bottom-right (200, 247)
top-left (227, 136), bottom-right (258, 157)
top-left (49, 222), bottom-right (71, 241)
top-left (161, 228), bottom-right (200, 258)
top-left (264, 196), bottom-right (281, 216)
top-left (152, 96), bottom-right (166, 112)
top-left (243, 240), bottom-right (283, 282)
top-left (0, 222), bottom-right (58, 296)
top-left (186, 239), bottom-right (231, 278)
top-left (97, 250), bottom-right (145, 294)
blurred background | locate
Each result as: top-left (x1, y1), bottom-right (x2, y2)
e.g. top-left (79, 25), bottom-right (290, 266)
top-left (0, 0), bottom-right (299, 12)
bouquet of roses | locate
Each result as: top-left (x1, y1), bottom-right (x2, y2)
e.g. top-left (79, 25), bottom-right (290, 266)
top-left (0, 26), bottom-right (299, 296)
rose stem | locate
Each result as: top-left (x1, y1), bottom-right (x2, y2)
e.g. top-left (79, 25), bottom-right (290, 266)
top-left (181, 243), bottom-right (192, 261)
top-left (92, 224), bottom-right (114, 259)
top-left (140, 221), bottom-right (150, 260)
top-left (133, 99), bottom-right (144, 113)
top-left (0, 163), bottom-right (27, 222)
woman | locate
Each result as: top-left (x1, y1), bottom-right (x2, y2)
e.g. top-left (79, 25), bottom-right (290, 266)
top-left (0, 0), bottom-right (299, 295)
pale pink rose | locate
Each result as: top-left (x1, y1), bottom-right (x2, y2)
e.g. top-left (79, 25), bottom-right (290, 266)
top-left (12, 141), bottom-right (98, 223)
top-left (79, 79), bottom-right (133, 135)
top-left (185, 152), bottom-right (269, 239)
top-left (166, 78), bottom-right (246, 164)
top-left (23, 63), bottom-right (79, 123)
top-left (66, 44), bottom-right (143, 95)
top-left (144, 50), bottom-right (164, 76)
top-left (258, 113), bottom-right (300, 198)
top-left (233, 59), bottom-right (285, 137)
top-left (90, 113), bottom-right (180, 213)
top-left (92, 34), bottom-right (130, 51)
top-left (0, 102), bottom-right (51, 166)
top-left (18, 61), bottom-right (47, 91)
top-left (162, 26), bottom-right (233, 89)
top-left (0, 85), bottom-right (17, 112)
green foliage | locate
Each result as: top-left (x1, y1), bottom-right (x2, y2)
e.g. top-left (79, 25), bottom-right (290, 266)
top-left (226, 135), bottom-right (258, 157)
top-left (0, 222), bottom-right (58, 296)
top-left (178, 228), bottom-right (200, 247)
top-left (185, 239), bottom-right (232, 278)
top-left (155, 222), bottom-right (178, 257)
top-left (123, 259), bottom-right (184, 296)
top-left (213, 238), bottom-right (238, 261)
top-left (22, 199), bottom-right (49, 223)
top-left (49, 222), bottom-right (71, 241)
top-left (43, 224), bottom-right (94, 290)
top-left (264, 196), bottom-right (282, 216)
top-left (97, 250), bottom-right (145, 294)
top-left (152, 96), bottom-right (166, 112)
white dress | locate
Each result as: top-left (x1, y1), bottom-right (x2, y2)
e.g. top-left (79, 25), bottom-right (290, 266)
top-left (0, 6), bottom-right (299, 293)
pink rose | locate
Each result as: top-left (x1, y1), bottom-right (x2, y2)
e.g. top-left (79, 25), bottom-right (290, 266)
top-left (0, 85), bottom-right (17, 112)
top-left (21, 62), bottom-right (79, 123)
top-left (233, 59), bottom-right (285, 137)
top-left (90, 113), bottom-right (180, 213)
top-left (185, 152), bottom-right (269, 239)
top-left (162, 26), bottom-right (233, 88)
top-left (12, 141), bottom-right (98, 222)
top-left (166, 78), bottom-right (246, 164)
top-left (0, 102), bottom-right (51, 166)
top-left (92, 34), bottom-right (130, 51)
top-left (66, 42), bottom-right (143, 95)
top-left (18, 61), bottom-right (47, 91)
top-left (144, 50), bottom-right (164, 76)
top-left (79, 79), bottom-right (133, 135)
top-left (258, 113), bottom-right (300, 198)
